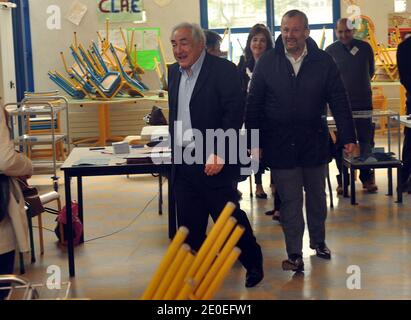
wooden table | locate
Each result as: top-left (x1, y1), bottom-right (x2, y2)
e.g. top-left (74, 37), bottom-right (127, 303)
top-left (61, 147), bottom-right (174, 277)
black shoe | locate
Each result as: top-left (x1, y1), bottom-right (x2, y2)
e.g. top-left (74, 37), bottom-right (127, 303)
top-left (245, 266), bottom-right (264, 288)
top-left (311, 242), bottom-right (331, 260)
top-left (282, 255), bottom-right (304, 272)
top-left (255, 192), bottom-right (268, 199)
top-left (272, 211), bottom-right (281, 222)
top-left (265, 210), bottom-right (275, 216)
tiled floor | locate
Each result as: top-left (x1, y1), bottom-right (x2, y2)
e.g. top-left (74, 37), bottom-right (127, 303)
top-left (18, 138), bottom-right (411, 300)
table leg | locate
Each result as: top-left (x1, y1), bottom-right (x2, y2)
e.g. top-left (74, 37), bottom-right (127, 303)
top-left (388, 168), bottom-right (393, 196)
top-left (96, 104), bottom-right (109, 146)
top-left (64, 172), bottom-right (75, 277)
top-left (159, 174), bottom-right (163, 215)
top-left (350, 168), bottom-right (357, 205)
top-left (168, 173), bottom-right (176, 239)
top-left (397, 166), bottom-right (403, 203)
top-left (26, 207), bottom-right (36, 263)
top-left (77, 176), bottom-right (84, 243)
top-left (94, 104), bottom-right (124, 147)
top-left (343, 165), bottom-right (349, 198)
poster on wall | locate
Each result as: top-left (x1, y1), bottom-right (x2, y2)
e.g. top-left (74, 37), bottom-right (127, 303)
top-left (97, 0), bottom-right (146, 23)
top-left (127, 28), bottom-right (161, 70)
top-left (388, 12), bottom-right (411, 43)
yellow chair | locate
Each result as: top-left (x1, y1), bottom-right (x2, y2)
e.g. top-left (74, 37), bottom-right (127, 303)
top-left (141, 202), bottom-right (244, 300)
top-left (372, 86), bottom-right (388, 134)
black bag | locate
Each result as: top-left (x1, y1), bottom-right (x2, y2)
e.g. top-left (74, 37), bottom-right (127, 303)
top-left (0, 175), bottom-right (10, 222)
top-left (17, 178), bottom-right (45, 217)
top-left (144, 106), bottom-right (168, 126)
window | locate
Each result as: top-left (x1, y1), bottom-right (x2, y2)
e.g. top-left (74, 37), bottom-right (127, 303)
top-left (394, 0), bottom-right (407, 13)
top-left (207, 0), bottom-right (267, 29)
top-left (274, 0), bottom-right (334, 25)
top-left (200, 0), bottom-right (340, 63)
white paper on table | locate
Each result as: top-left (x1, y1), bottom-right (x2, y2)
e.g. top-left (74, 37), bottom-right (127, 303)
top-left (65, 1), bottom-right (88, 26)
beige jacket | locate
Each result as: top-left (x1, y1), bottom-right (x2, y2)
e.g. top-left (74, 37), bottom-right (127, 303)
top-left (0, 108), bottom-right (33, 254)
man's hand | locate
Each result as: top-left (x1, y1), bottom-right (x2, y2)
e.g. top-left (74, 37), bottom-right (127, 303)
top-left (251, 148), bottom-right (262, 161)
top-left (344, 143), bottom-right (357, 155)
top-left (205, 154), bottom-right (225, 176)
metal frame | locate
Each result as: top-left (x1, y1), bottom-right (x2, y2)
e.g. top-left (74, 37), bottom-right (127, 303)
top-left (4, 96), bottom-right (70, 191)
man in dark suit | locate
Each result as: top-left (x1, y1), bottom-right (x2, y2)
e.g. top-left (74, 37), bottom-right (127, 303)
top-left (168, 22), bottom-right (263, 288)
top-left (397, 34), bottom-right (411, 191)
top-left (246, 10), bottom-right (357, 272)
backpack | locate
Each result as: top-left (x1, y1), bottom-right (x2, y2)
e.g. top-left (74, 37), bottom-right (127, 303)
top-left (54, 201), bottom-right (83, 246)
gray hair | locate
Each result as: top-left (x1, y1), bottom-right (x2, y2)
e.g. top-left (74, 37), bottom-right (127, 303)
top-left (282, 10), bottom-right (309, 30)
top-left (171, 22), bottom-right (206, 45)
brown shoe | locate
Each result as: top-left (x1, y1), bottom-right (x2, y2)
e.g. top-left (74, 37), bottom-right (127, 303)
top-left (363, 181), bottom-right (378, 193)
top-left (336, 185), bottom-right (343, 195)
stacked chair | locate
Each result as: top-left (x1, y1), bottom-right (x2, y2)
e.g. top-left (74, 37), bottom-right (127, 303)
top-left (142, 202), bottom-right (244, 300)
top-left (48, 20), bottom-right (149, 100)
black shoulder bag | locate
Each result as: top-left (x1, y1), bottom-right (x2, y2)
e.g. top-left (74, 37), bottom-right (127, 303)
top-left (0, 174), bottom-right (10, 222)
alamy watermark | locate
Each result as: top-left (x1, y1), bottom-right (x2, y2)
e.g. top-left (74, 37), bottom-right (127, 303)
top-left (346, 265), bottom-right (361, 290)
top-left (151, 121), bottom-right (260, 176)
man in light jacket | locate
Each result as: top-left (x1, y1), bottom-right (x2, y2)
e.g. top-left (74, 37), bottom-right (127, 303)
top-left (0, 108), bottom-right (33, 299)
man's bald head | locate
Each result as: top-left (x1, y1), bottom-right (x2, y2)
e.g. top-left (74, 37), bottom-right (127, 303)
top-left (335, 18), bottom-right (354, 46)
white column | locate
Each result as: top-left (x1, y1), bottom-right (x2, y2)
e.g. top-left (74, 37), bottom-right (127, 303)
top-left (0, 2), bottom-right (18, 110)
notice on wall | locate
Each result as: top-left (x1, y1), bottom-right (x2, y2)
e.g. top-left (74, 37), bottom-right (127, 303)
top-left (389, 12), bottom-right (411, 28)
top-left (97, 0), bottom-right (145, 24)
top-left (66, 1), bottom-right (88, 26)
top-left (128, 28), bottom-right (161, 70)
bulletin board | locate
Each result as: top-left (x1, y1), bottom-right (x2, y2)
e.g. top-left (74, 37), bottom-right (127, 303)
top-left (126, 27), bottom-right (161, 71)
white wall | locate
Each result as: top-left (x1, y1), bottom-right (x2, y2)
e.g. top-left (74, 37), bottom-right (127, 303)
top-left (340, 0), bottom-right (411, 45)
top-left (29, 0), bottom-right (200, 91)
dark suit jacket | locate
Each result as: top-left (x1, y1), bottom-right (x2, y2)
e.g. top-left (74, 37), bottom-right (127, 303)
top-left (168, 52), bottom-right (245, 188)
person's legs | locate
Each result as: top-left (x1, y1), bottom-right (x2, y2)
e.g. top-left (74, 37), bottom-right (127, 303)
top-left (401, 128), bottom-right (411, 187)
top-left (254, 168), bottom-right (267, 198)
top-left (205, 186), bottom-right (262, 270)
top-left (271, 168), bottom-right (304, 257)
top-left (332, 134), bottom-right (347, 193)
top-left (355, 118), bottom-right (377, 191)
top-left (205, 184), bottom-right (264, 287)
top-left (0, 250), bottom-right (16, 300)
top-left (174, 165), bottom-right (210, 252)
top-left (302, 165), bottom-right (328, 249)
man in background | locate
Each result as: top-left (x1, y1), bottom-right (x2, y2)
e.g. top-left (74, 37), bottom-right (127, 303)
top-left (204, 29), bottom-right (226, 58)
top-left (397, 33), bottom-right (411, 191)
top-left (326, 18), bottom-right (377, 194)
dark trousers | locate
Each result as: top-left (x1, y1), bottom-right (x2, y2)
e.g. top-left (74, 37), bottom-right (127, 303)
top-left (402, 127), bottom-right (411, 185)
top-left (271, 165), bottom-right (327, 257)
top-left (334, 118), bottom-right (375, 185)
top-left (274, 190), bottom-right (282, 211)
top-left (0, 250), bottom-right (15, 300)
top-left (174, 164), bottom-right (263, 271)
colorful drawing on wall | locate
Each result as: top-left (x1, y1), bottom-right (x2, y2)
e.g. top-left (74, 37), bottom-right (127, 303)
top-left (97, 0), bottom-right (145, 23)
top-left (127, 28), bottom-right (161, 71)
top-left (388, 12), bottom-right (411, 45)
top-left (353, 15), bottom-right (375, 41)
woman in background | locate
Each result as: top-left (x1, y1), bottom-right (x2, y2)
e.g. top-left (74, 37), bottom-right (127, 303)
top-left (0, 108), bottom-right (33, 299)
top-left (237, 24), bottom-right (273, 199)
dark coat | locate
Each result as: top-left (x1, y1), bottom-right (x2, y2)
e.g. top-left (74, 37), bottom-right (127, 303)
top-left (246, 36), bottom-right (356, 169)
top-left (397, 36), bottom-right (411, 113)
top-left (168, 52), bottom-right (245, 187)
